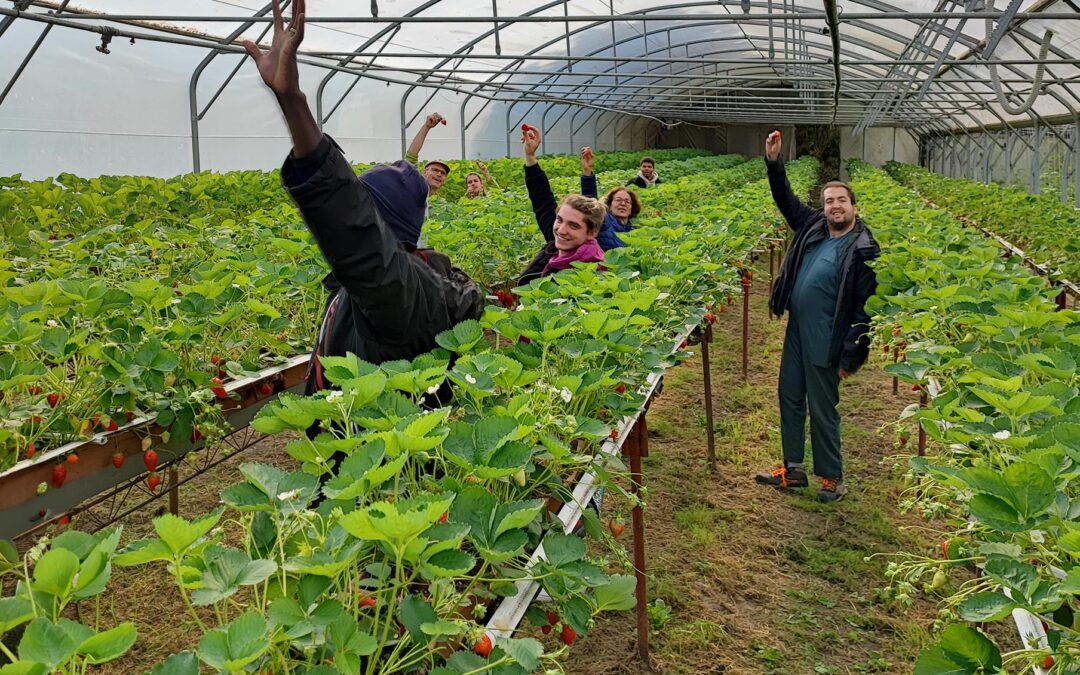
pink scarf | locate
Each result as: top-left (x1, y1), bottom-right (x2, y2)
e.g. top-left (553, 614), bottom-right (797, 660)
top-left (541, 238), bottom-right (605, 276)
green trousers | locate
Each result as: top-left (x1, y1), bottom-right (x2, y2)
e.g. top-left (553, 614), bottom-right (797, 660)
top-left (779, 325), bottom-right (843, 478)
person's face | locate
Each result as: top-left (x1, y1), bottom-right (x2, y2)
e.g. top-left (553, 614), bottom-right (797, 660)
top-left (423, 164), bottom-right (448, 193)
top-left (465, 173), bottom-right (483, 196)
top-left (640, 161), bottom-right (655, 179)
top-left (609, 190), bottom-right (633, 222)
top-left (822, 186), bottom-right (856, 229)
top-left (553, 204), bottom-right (593, 251)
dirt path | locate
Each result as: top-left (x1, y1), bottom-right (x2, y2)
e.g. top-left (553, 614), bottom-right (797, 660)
top-left (561, 269), bottom-right (939, 675)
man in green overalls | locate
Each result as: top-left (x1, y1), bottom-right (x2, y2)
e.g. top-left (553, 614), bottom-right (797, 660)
top-left (755, 131), bottom-right (880, 502)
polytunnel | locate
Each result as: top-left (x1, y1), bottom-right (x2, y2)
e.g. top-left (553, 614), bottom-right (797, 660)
top-left (3, 2), bottom-right (1080, 674)
top-left (2, 0), bottom-right (1079, 195)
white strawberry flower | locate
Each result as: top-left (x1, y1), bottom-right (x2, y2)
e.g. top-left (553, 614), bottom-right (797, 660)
top-left (326, 390), bottom-right (343, 403)
top-left (465, 374), bottom-right (477, 385)
top-left (559, 387), bottom-right (573, 403)
top-left (1030, 530), bottom-right (1045, 544)
top-left (992, 430), bottom-right (1011, 440)
top-left (277, 489), bottom-right (301, 501)
top-left (426, 384), bottom-right (440, 395)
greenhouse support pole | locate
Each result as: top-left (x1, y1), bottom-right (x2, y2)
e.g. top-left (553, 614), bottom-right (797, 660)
top-left (702, 323), bottom-right (717, 472)
top-left (625, 414), bottom-right (650, 660)
top-left (918, 390), bottom-right (928, 457)
top-left (1006, 131), bottom-right (1014, 185)
top-left (1075, 118), bottom-right (1080, 208)
top-left (741, 270), bottom-right (751, 381)
top-left (892, 347), bottom-right (899, 396)
top-left (459, 97), bottom-right (469, 159)
top-left (1032, 120), bottom-right (1041, 195)
top-left (168, 466), bottom-right (179, 515)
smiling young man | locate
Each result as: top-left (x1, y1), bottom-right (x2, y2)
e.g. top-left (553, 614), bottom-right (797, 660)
top-left (755, 130), bottom-right (880, 502)
top-left (515, 125), bottom-right (606, 286)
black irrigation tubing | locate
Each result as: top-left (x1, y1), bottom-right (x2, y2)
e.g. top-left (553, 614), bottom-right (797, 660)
top-left (822, 0), bottom-right (843, 125)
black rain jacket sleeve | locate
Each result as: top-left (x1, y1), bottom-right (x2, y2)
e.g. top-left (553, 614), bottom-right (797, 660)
top-left (281, 135), bottom-right (482, 350)
top-left (837, 246), bottom-right (879, 373)
top-left (765, 156), bottom-right (817, 234)
top-left (525, 162), bottom-right (557, 244)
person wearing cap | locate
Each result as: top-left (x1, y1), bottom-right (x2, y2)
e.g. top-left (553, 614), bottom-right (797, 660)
top-left (242, 4), bottom-right (484, 404)
top-left (405, 112), bottom-right (451, 197)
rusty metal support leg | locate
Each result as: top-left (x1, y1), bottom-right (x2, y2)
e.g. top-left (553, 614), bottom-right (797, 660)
top-left (702, 323), bottom-right (717, 472)
top-left (741, 270), bottom-right (752, 381)
top-left (627, 415), bottom-right (649, 660)
top-left (168, 466), bottom-right (179, 515)
top-left (917, 390), bottom-right (928, 457)
top-left (892, 346), bottom-right (899, 396)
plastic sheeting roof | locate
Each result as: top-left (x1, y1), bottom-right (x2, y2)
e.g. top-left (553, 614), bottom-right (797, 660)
top-left (2, 0), bottom-right (1079, 137)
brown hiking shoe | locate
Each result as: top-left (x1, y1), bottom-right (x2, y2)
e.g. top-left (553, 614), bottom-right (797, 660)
top-left (755, 465), bottom-right (809, 489)
top-left (817, 477), bottom-right (847, 502)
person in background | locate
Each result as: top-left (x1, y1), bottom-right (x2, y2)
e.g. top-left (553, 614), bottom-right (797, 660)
top-left (626, 156), bottom-right (661, 188)
top-left (580, 146), bottom-right (638, 249)
top-left (754, 129), bottom-right (880, 503)
top-left (516, 125), bottom-right (606, 286)
top-left (464, 160), bottom-right (498, 199)
top-left (405, 112), bottom-right (451, 197)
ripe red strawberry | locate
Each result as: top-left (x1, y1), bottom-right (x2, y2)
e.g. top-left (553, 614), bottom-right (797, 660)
top-left (883, 344), bottom-right (891, 353)
top-left (704, 313), bottom-right (716, 324)
top-left (143, 449), bottom-right (158, 472)
top-left (900, 436), bottom-right (908, 446)
top-left (560, 624), bottom-right (577, 646)
top-left (608, 519), bottom-right (625, 537)
top-left (25, 443), bottom-right (36, 459)
top-left (615, 383), bottom-right (626, 394)
top-left (147, 472), bottom-right (161, 492)
top-left (359, 595), bottom-right (377, 609)
top-left (609, 428), bottom-right (619, 439)
top-left (546, 610), bottom-right (558, 625)
top-left (474, 634), bottom-right (493, 658)
top-left (541, 624), bottom-right (552, 635)
top-left (1043, 655), bottom-right (1055, 669)
top-left (111, 452), bottom-right (125, 469)
top-left (440, 119), bottom-right (447, 126)
top-left (495, 289), bottom-right (516, 308)
top-left (58, 515), bottom-right (70, 526)
top-left (438, 511), bottom-right (448, 524)
top-left (92, 412), bottom-right (102, 427)
top-left (679, 339), bottom-right (688, 349)
top-left (210, 354), bottom-right (221, 365)
top-left (67, 453), bottom-right (79, 464)
top-left (211, 377), bottom-right (228, 399)
top-left (27, 385), bottom-right (41, 395)
top-left (521, 124), bottom-right (531, 131)
top-left (912, 384), bottom-right (921, 392)
top-left (46, 392), bottom-right (61, 408)
top-left (31, 415), bottom-right (44, 424)
top-left (257, 382), bottom-right (273, 397)
top-left (106, 418), bottom-right (118, 432)
top-left (52, 464), bottom-right (67, 487)
top-left (125, 411), bottom-right (135, 422)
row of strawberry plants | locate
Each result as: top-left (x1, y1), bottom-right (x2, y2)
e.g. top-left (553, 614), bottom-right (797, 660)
top-left (885, 161), bottom-right (1080, 283)
top-left (0, 159), bottom-right (816, 673)
top-left (0, 147), bottom-right (714, 245)
top-left (848, 160), bottom-right (1080, 674)
top-left (0, 153), bottom-right (745, 474)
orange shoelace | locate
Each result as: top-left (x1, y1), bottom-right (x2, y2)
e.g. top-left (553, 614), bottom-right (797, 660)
top-left (821, 477), bottom-right (840, 492)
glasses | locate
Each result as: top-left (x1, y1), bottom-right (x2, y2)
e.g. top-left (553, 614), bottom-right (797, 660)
top-left (611, 197), bottom-right (633, 206)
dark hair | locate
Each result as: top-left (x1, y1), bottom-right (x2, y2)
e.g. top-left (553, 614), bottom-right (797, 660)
top-left (603, 186), bottom-right (641, 220)
top-left (561, 195), bottom-right (607, 234)
top-left (639, 156), bottom-right (655, 167)
top-left (821, 181), bottom-right (857, 205)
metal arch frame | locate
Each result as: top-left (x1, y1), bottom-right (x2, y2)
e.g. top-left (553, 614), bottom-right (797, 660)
top-left (0, 0), bottom-right (1075, 167)
top-left (498, 26), bottom-right (1023, 136)
top-left (460, 8), bottom-right (1030, 133)
top-left (397, 0), bottom-right (573, 159)
top-left (188, 2), bottom-right (281, 172)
